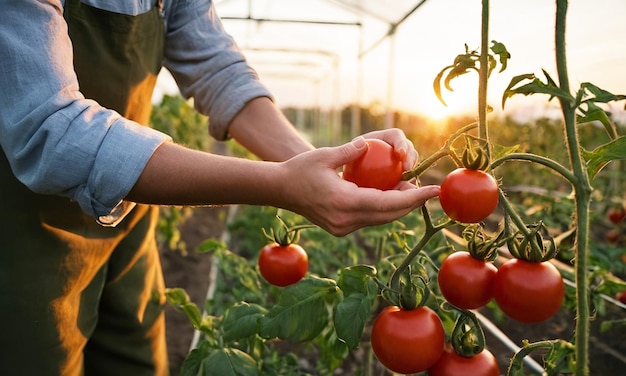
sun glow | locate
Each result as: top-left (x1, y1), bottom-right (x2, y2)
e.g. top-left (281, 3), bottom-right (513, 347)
top-left (419, 74), bottom-right (480, 121)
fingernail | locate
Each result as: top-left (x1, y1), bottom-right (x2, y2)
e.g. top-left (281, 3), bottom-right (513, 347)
top-left (352, 136), bottom-right (366, 148)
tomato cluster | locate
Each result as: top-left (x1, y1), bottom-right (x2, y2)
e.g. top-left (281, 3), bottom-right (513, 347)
top-left (342, 139), bottom-right (403, 191)
top-left (438, 252), bottom-right (565, 323)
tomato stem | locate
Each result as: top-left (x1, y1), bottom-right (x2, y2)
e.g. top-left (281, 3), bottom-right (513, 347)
top-left (388, 205), bottom-right (454, 297)
top-left (402, 123), bottom-right (478, 180)
top-left (491, 152), bottom-right (577, 185)
top-left (507, 339), bottom-right (574, 375)
top-left (552, 1), bottom-right (595, 374)
top-left (478, 0), bottom-right (490, 151)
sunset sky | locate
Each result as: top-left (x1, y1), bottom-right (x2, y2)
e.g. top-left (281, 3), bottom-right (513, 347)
top-left (156, 0), bottom-right (626, 123)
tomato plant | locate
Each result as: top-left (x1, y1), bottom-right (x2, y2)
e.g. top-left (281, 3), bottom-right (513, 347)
top-left (438, 251), bottom-right (498, 309)
top-left (493, 258), bottom-right (565, 323)
top-left (258, 243), bottom-right (308, 287)
top-left (439, 168), bottom-right (499, 223)
top-left (370, 305), bottom-right (445, 374)
top-left (342, 138), bottom-right (403, 190)
top-left (428, 344), bottom-right (500, 376)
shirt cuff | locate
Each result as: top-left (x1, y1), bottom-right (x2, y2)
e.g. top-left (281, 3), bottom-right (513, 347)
top-left (78, 118), bottom-right (171, 222)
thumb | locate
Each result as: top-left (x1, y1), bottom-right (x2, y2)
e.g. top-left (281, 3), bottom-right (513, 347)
top-left (331, 136), bottom-right (368, 168)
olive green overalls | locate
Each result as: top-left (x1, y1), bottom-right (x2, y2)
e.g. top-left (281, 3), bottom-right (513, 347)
top-left (0, 1), bottom-right (169, 375)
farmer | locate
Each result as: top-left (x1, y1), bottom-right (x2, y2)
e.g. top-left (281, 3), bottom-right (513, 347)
top-left (0, 1), bottom-right (440, 375)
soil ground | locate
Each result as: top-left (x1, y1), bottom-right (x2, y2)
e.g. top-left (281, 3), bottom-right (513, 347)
top-left (159, 206), bottom-right (626, 376)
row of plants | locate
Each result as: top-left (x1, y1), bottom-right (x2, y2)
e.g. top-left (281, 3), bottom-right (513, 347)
top-left (159, 0), bottom-right (626, 374)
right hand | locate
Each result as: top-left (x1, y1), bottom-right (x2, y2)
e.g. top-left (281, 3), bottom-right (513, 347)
top-left (276, 137), bottom-right (440, 236)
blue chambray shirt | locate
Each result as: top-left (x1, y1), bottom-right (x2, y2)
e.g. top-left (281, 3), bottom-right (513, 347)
top-left (0, 0), bottom-right (271, 220)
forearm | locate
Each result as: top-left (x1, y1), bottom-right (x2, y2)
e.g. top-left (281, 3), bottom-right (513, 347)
top-left (227, 97), bottom-right (314, 161)
top-left (126, 141), bottom-right (286, 207)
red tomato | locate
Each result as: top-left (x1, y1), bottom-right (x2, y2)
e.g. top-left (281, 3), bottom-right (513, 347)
top-left (606, 229), bottom-right (620, 244)
top-left (438, 251), bottom-right (498, 309)
top-left (371, 305), bottom-right (445, 374)
top-left (607, 207), bottom-right (626, 224)
top-left (428, 344), bottom-right (500, 376)
top-left (439, 168), bottom-right (499, 223)
top-left (258, 243), bottom-right (308, 287)
top-left (493, 258), bottom-right (564, 323)
top-left (342, 139), bottom-right (403, 190)
top-left (616, 291), bottom-right (626, 304)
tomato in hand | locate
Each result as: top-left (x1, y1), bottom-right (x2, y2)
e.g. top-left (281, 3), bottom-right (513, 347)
top-left (428, 344), bottom-right (500, 376)
top-left (371, 305), bottom-right (445, 374)
top-left (439, 168), bottom-right (499, 223)
top-left (438, 251), bottom-right (498, 309)
top-left (258, 243), bottom-right (308, 287)
top-left (342, 139), bottom-right (403, 190)
top-left (493, 258), bottom-right (564, 323)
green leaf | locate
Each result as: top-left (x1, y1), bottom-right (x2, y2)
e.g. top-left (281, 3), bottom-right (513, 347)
top-left (195, 238), bottom-right (227, 254)
top-left (336, 265), bottom-right (377, 295)
top-left (581, 135), bottom-right (626, 178)
top-left (501, 70), bottom-right (574, 109)
top-left (491, 142), bottom-right (521, 164)
top-left (222, 302), bottom-right (267, 343)
top-left (165, 288), bottom-right (203, 330)
top-left (490, 40), bottom-right (511, 72)
top-left (333, 266), bottom-right (379, 349)
top-left (433, 65), bottom-right (453, 106)
top-left (194, 348), bottom-right (259, 376)
top-left (333, 289), bottom-right (376, 350)
top-left (202, 243), bottom-right (263, 299)
top-left (259, 276), bottom-right (339, 342)
top-left (580, 82), bottom-right (626, 104)
top-left (576, 102), bottom-right (616, 139)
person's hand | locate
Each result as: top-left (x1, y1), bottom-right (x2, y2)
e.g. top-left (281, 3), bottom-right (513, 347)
top-left (276, 137), bottom-right (440, 236)
top-left (360, 128), bottom-right (418, 171)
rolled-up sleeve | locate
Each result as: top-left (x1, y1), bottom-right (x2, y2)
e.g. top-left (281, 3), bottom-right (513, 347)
top-left (0, 0), bottom-right (170, 218)
top-left (163, 0), bottom-right (272, 140)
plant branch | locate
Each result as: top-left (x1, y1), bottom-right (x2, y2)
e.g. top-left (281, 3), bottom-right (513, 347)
top-left (555, 1), bottom-right (593, 375)
top-left (491, 152), bottom-right (578, 185)
top-left (478, 0), bottom-right (490, 148)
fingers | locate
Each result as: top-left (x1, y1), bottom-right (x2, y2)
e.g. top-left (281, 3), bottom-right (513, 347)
top-left (361, 129), bottom-right (418, 170)
top-left (312, 184), bottom-right (441, 237)
top-left (326, 136), bottom-right (368, 168)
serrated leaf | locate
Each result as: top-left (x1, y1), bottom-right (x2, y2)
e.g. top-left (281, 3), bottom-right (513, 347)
top-left (433, 66), bottom-right (452, 106)
top-left (222, 302), bottom-right (267, 342)
top-left (211, 246), bottom-right (263, 298)
top-left (576, 102), bottom-right (616, 139)
top-left (165, 288), bottom-right (203, 329)
top-left (580, 82), bottom-right (626, 103)
top-left (491, 40), bottom-right (511, 72)
top-left (502, 71), bottom-right (574, 109)
top-left (581, 135), bottom-right (626, 178)
top-left (333, 290), bottom-right (376, 350)
top-left (259, 276), bottom-right (339, 342)
top-left (194, 347), bottom-right (259, 376)
top-left (491, 142), bottom-right (521, 163)
top-left (336, 265), bottom-right (377, 296)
